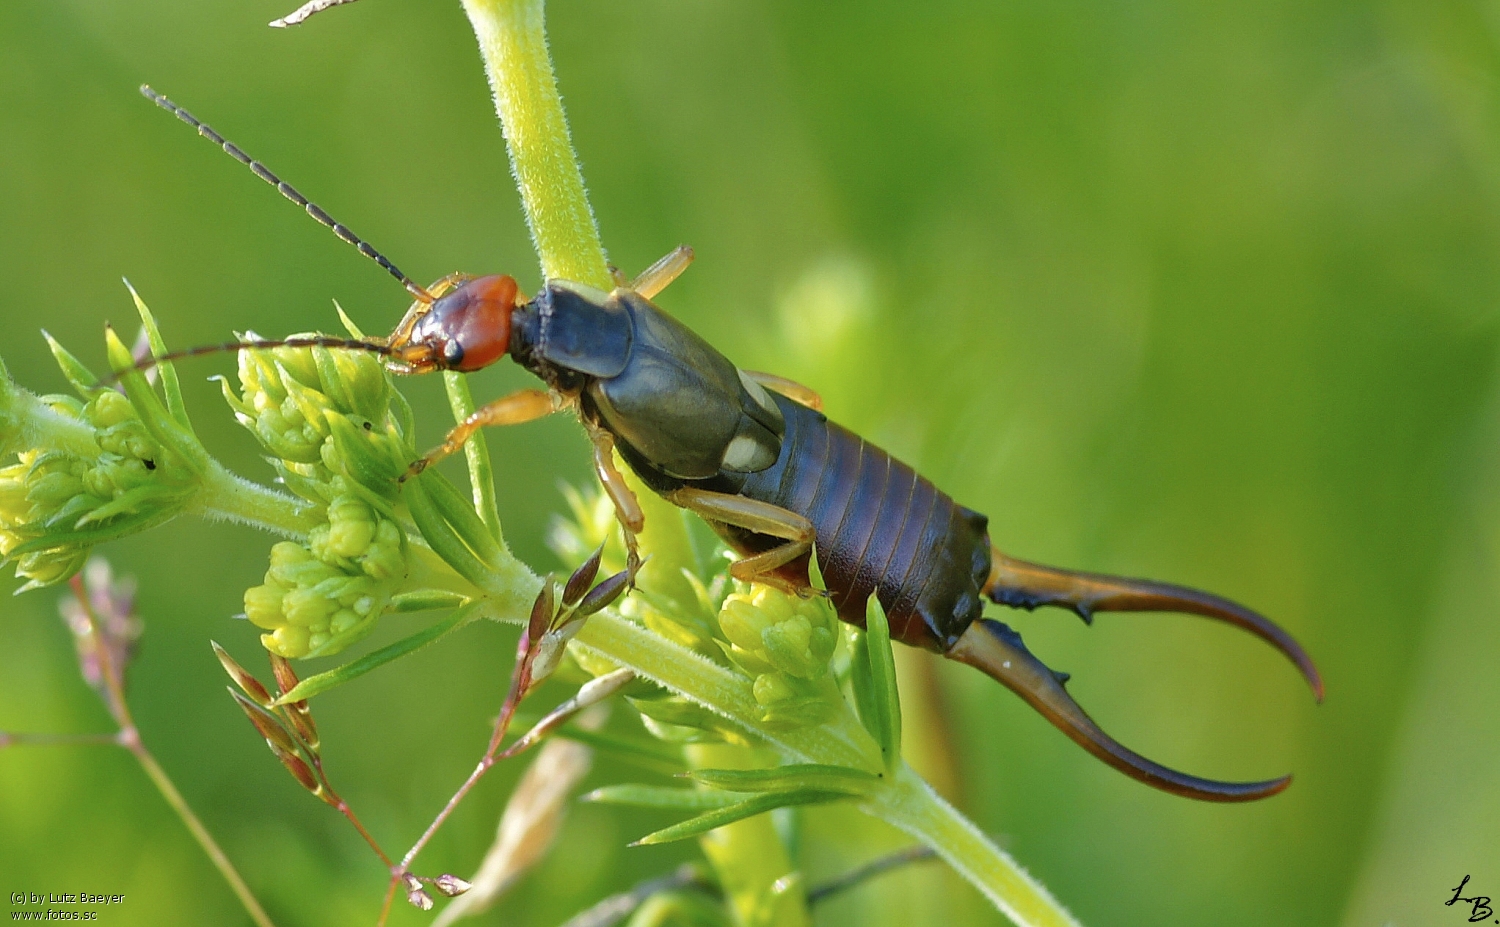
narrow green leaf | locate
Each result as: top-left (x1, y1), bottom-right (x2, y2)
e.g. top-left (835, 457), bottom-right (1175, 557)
top-left (424, 465), bottom-right (506, 566)
top-left (273, 602), bottom-right (478, 704)
top-left (211, 374), bottom-right (253, 417)
top-left (106, 326), bottom-right (208, 476)
top-left (806, 543), bottom-right (827, 593)
top-left (8, 505), bottom-right (175, 556)
top-left (404, 473), bottom-right (500, 592)
top-left (389, 590), bottom-right (469, 613)
top-left (124, 280), bottom-right (189, 429)
top-left (325, 411), bottom-right (401, 498)
top-left (583, 785), bottom-right (749, 811)
top-left (443, 371), bottom-right (502, 545)
top-left (74, 483), bottom-right (174, 525)
top-left (333, 301), bottom-right (367, 339)
top-left (863, 594), bottom-right (902, 773)
top-left (311, 345), bottom-right (356, 417)
top-left (41, 332), bottom-right (99, 394)
top-left (631, 696), bottom-right (729, 732)
top-left (389, 387), bottom-right (417, 449)
top-left (631, 790), bottom-right (847, 847)
top-left (689, 763), bottom-right (881, 797)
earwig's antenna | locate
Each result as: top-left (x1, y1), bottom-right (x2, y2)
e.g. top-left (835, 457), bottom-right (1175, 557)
top-left (139, 85), bottom-right (433, 304)
top-left (100, 334), bottom-right (396, 385)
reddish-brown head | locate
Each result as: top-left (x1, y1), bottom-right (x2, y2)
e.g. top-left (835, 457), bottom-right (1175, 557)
top-left (407, 274), bottom-right (520, 373)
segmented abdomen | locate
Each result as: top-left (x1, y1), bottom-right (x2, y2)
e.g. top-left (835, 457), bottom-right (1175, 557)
top-left (733, 396), bottom-right (992, 652)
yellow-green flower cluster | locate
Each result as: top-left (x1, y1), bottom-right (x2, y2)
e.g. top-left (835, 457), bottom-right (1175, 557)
top-left (1, 389), bottom-right (196, 591)
top-left (244, 494), bottom-right (406, 658)
top-left (718, 585), bottom-right (840, 728)
top-left (224, 339), bottom-right (416, 658)
top-left (222, 337), bottom-right (403, 505)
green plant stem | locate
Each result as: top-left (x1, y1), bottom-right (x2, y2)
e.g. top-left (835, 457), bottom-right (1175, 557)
top-left (442, 372), bottom-right (503, 543)
top-left (460, 0), bottom-right (612, 288)
top-left (570, 614), bottom-right (877, 771)
top-left (1, 386), bottom-right (99, 460)
top-left (77, 579), bottom-right (278, 927)
top-left (864, 764), bottom-right (1081, 927)
top-left (121, 731), bottom-right (278, 927)
top-left (687, 744), bottom-right (811, 927)
top-left (193, 461), bottom-right (322, 538)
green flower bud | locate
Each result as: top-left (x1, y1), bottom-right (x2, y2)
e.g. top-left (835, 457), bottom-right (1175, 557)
top-left (266, 625), bottom-right (310, 660)
top-left (96, 420), bottom-right (159, 462)
top-left (0, 461), bottom-right (29, 516)
top-left (359, 525), bottom-right (405, 581)
top-left (15, 547), bottom-right (89, 589)
top-left (718, 587), bottom-right (837, 681)
top-left (283, 585), bottom-right (340, 627)
top-left (752, 673), bottom-right (796, 706)
top-left (245, 582), bottom-right (289, 630)
top-left (329, 609), bottom-right (360, 634)
top-left (751, 673), bottom-right (839, 730)
top-left (317, 495), bottom-right (377, 560)
top-left (244, 509), bottom-right (406, 658)
top-left (329, 350), bottom-right (390, 423)
top-left (271, 341), bottom-right (323, 391)
top-left (230, 338), bottom-right (406, 506)
top-left (26, 468), bottom-right (87, 507)
top-left (87, 390), bottom-right (135, 429)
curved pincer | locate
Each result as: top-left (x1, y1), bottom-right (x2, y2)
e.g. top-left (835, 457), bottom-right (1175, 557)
top-left (948, 619), bottom-right (1293, 802)
top-left (984, 548), bottom-right (1323, 702)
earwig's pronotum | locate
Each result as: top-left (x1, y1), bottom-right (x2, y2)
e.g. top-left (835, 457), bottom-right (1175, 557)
top-left (135, 86), bottom-right (1321, 801)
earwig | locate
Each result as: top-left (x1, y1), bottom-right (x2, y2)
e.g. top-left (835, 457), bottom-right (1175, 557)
top-left (135, 87), bottom-right (1322, 801)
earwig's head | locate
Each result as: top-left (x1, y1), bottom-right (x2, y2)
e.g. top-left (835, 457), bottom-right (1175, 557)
top-left (397, 275), bottom-right (522, 374)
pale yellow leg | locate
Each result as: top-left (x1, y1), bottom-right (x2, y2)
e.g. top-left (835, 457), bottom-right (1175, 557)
top-left (584, 423), bottom-right (646, 574)
top-left (630, 245), bottom-right (695, 299)
top-left (401, 388), bottom-right (557, 481)
top-left (743, 371), bottom-right (823, 412)
top-left (664, 487), bottom-right (815, 587)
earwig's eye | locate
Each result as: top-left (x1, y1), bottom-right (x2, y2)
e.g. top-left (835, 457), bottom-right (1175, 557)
top-left (442, 340), bottom-right (465, 368)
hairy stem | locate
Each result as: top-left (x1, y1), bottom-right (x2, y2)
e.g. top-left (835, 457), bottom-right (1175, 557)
top-left (443, 372), bottom-right (503, 544)
top-left (192, 461), bottom-right (322, 538)
top-left (460, 0), bottom-right (612, 288)
top-left (864, 765), bottom-right (1081, 927)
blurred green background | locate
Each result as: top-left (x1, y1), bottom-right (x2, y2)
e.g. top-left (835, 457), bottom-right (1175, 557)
top-left (3, 1), bottom-right (1498, 925)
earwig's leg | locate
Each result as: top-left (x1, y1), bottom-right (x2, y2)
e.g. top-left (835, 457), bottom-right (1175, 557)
top-left (630, 245), bottom-right (696, 300)
top-left (984, 547), bottom-right (1324, 700)
top-left (744, 370), bottom-right (824, 412)
top-left (401, 388), bottom-right (558, 481)
top-left (583, 423), bottom-right (646, 575)
top-left (609, 264), bottom-right (631, 288)
top-left (948, 619), bottom-right (1293, 802)
top-left (664, 488), bottom-right (814, 587)
top-left (425, 272), bottom-right (472, 300)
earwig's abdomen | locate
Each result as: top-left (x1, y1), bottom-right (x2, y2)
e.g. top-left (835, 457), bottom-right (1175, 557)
top-left (731, 395), bottom-right (993, 652)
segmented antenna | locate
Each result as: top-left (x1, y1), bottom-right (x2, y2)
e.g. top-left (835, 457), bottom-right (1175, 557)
top-left (101, 335), bottom-right (395, 385)
top-left (139, 85), bottom-right (433, 304)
